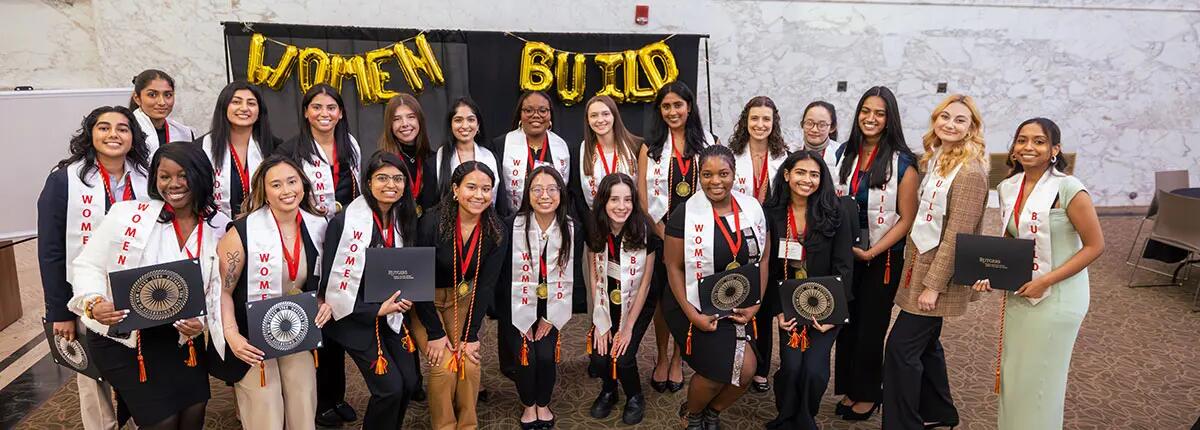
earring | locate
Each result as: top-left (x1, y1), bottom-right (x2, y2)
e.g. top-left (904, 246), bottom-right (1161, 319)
top-left (1051, 155), bottom-right (1058, 164)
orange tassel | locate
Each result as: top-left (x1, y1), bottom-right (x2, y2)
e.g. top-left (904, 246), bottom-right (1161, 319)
top-left (995, 294), bottom-right (1007, 394)
top-left (685, 325), bottom-right (693, 355)
top-left (800, 326), bottom-right (810, 352)
top-left (883, 250), bottom-right (892, 283)
top-left (184, 339), bottom-right (198, 367)
top-left (611, 333), bottom-right (619, 380)
top-left (259, 362), bottom-right (266, 387)
top-left (788, 328), bottom-right (801, 349)
top-left (586, 328), bottom-right (593, 355)
top-left (402, 325), bottom-right (416, 353)
top-left (373, 318), bottom-right (387, 375)
top-left (457, 351), bottom-right (466, 380)
top-left (136, 335), bottom-right (147, 383)
top-left (554, 336), bottom-right (561, 363)
top-left (903, 259), bottom-right (915, 289)
top-left (446, 351), bottom-right (459, 373)
top-left (752, 317), bottom-right (758, 339)
top-left (312, 350), bottom-right (319, 369)
top-left (521, 338), bottom-right (530, 366)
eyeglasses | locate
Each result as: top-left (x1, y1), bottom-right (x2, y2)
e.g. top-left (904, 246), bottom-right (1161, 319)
top-left (521, 107), bottom-right (551, 116)
top-left (530, 186), bottom-right (560, 196)
top-left (372, 174), bottom-right (406, 185)
top-left (802, 120), bottom-right (831, 131)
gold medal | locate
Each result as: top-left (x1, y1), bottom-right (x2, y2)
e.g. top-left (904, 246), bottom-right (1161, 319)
top-left (610, 289), bottom-right (623, 304)
top-left (726, 261), bottom-right (740, 270)
top-left (675, 181), bottom-right (691, 197)
top-left (415, 204), bottom-right (423, 217)
top-left (536, 283), bottom-right (548, 299)
top-left (335, 201), bottom-right (344, 212)
top-left (795, 268), bottom-right (807, 280)
top-left (457, 281), bottom-right (471, 297)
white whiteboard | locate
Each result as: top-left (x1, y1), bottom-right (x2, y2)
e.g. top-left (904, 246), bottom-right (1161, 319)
top-left (0, 88), bottom-right (133, 241)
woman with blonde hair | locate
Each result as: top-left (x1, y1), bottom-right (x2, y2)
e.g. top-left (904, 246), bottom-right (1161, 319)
top-left (882, 94), bottom-right (990, 429)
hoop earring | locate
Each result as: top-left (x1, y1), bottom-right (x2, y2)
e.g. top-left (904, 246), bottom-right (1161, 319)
top-left (1051, 155), bottom-right (1058, 164)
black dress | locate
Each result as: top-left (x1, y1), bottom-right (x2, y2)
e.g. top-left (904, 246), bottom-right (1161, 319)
top-left (662, 202), bottom-right (760, 383)
top-left (638, 148), bottom-right (699, 328)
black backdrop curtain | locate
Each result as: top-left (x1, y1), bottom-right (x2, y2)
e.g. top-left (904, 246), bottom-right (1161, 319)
top-left (222, 22), bottom-right (704, 158)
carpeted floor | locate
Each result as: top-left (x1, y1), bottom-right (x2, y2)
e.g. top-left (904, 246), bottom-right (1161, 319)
top-left (14, 213), bottom-right (1200, 429)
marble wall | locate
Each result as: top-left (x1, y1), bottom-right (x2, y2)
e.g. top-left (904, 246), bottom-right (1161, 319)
top-left (4, 0), bottom-right (1198, 205)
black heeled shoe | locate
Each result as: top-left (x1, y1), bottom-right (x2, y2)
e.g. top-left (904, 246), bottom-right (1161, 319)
top-left (841, 402), bottom-right (880, 421)
top-left (924, 421), bottom-right (958, 429)
top-left (749, 378), bottom-right (770, 393)
top-left (701, 407), bottom-right (722, 430)
top-left (650, 378), bottom-right (669, 393)
top-left (668, 374), bottom-right (685, 393)
top-left (834, 402), bottom-right (852, 416)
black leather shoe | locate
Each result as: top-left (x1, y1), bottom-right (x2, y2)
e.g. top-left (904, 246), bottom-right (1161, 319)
top-left (680, 403), bottom-right (703, 430)
top-left (842, 402), bottom-right (880, 421)
top-left (650, 378), bottom-right (669, 393)
top-left (924, 420), bottom-right (959, 429)
top-left (520, 419), bottom-right (539, 430)
top-left (621, 394), bottom-right (645, 425)
top-left (315, 409), bottom-right (342, 427)
top-left (701, 407), bottom-right (721, 430)
top-left (589, 390), bottom-right (618, 418)
top-left (334, 402), bottom-right (357, 422)
top-left (834, 401), bottom-right (852, 416)
top-left (668, 379), bottom-right (685, 393)
top-left (750, 378), bottom-right (770, 393)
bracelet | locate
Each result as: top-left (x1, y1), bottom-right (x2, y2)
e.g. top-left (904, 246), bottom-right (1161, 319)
top-left (83, 296), bottom-right (103, 320)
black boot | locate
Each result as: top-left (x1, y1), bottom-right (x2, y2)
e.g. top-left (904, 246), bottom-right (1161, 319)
top-left (621, 394), bottom-right (645, 425)
top-left (701, 407), bottom-right (721, 430)
top-left (680, 404), bottom-right (703, 430)
top-left (589, 390), bottom-right (618, 418)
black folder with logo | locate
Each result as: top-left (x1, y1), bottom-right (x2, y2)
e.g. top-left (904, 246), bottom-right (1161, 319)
top-left (43, 318), bottom-right (103, 381)
top-left (698, 263), bottom-right (761, 319)
top-left (952, 233), bottom-right (1034, 291)
top-left (110, 258), bottom-right (206, 332)
top-left (246, 291), bottom-right (323, 359)
top-left (364, 247), bottom-right (436, 303)
top-left (779, 276), bottom-right (849, 325)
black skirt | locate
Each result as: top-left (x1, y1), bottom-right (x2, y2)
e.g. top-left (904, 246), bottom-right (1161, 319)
top-left (88, 324), bottom-right (210, 425)
top-left (662, 284), bottom-right (758, 385)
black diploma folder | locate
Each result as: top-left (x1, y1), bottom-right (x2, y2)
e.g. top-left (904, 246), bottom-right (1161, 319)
top-left (952, 233), bottom-right (1034, 291)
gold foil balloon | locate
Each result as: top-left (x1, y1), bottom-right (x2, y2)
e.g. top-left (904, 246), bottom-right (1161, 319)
top-left (592, 53), bottom-right (625, 103)
top-left (519, 41), bottom-right (554, 92)
top-left (246, 34), bottom-right (298, 91)
top-left (622, 50), bottom-right (654, 103)
top-left (554, 52), bottom-right (586, 106)
top-left (330, 55), bottom-right (378, 104)
top-left (394, 34), bottom-right (446, 93)
top-left (365, 47), bottom-right (399, 102)
top-left (638, 41), bottom-right (679, 92)
top-left (297, 47), bottom-right (331, 94)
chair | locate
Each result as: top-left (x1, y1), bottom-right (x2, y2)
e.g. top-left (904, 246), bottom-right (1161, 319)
top-left (987, 152), bottom-right (1076, 190)
top-left (1124, 170), bottom-right (1191, 272)
top-left (1126, 190), bottom-right (1200, 309)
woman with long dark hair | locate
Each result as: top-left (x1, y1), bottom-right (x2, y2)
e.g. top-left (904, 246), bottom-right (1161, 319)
top-left (38, 106), bottom-right (151, 429)
top-left (663, 144), bottom-right (769, 429)
top-left (492, 91), bottom-right (573, 217)
top-left (411, 161), bottom-right (506, 429)
top-left (129, 69), bottom-right (195, 154)
top-left (210, 154), bottom-right (331, 429)
top-left (762, 151), bottom-right (855, 429)
top-left (584, 173), bottom-right (658, 425)
top-left (319, 150), bottom-right (421, 428)
top-left (636, 81), bottom-right (714, 393)
top-left (831, 86), bottom-right (920, 421)
top-left (378, 93), bottom-right (439, 217)
top-left (435, 98), bottom-right (505, 207)
top-left (201, 81), bottom-right (278, 218)
top-left (69, 142), bottom-right (228, 429)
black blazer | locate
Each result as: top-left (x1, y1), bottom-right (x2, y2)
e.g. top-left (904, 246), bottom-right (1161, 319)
top-left (412, 209), bottom-right (506, 343)
top-left (764, 198), bottom-right (858, 315)
top-left (207, 216), bottom-right (322, 384)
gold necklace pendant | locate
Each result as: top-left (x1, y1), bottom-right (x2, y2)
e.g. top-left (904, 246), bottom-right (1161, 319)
top-left (675, 181), bottom-right (691, 197)
top-left (609, 289), bottom-right (623, 304)
top-left (726, 261), bottom-right (740, 270)
top-left (457, 281), bottom-right (471, 298)
top-left (536, 283), bottom-right (549, 299)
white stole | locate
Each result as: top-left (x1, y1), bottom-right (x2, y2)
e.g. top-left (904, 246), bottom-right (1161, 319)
top-left (732, 148), bottom-right (787, 199)
top-left (833, 151), bottom-right (901, 246)
top-left (133, 108), bottom-right (193, 156)
top-left (302, 135), bottom-right (362, 218)
top-left (645, 133), bottom-right (713, 222)
top-left (820, 140), bottom-right (841, 169)
top-left (202, 134), bottom-right (264, 217)
top-left (590, 236), bottom-right (647, 334)
top-left (64, 160), bottom-right (149, 285)
top-left (998, 169), bottom-right (1065, 305)
top-left (510, 216), bottom-right (574, 332)
top-left (72, 200), bottom-right (160, 347)
top-left (325, 197), bottom-right (405, 332)
top-left (578, 140), bottom-right (634, 209)
top-left (682, 191), bottom-right (767, 310)
top-left (910, 151), bottom-right (963, 254)
top-left (439, 142), bottom-right (500, 199)
top-left (501, 129), bottom-right (571, 209)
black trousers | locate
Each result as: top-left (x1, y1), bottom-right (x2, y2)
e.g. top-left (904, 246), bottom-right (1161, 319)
top-left (589, 320), bottom-right (649, 397)
top-left (343, 325), bottom-right (418, 428)
top-left (882, 311), bottom-right (958, 430)
top-left (766, 325), bottom-right (839, 430)
top-left (835, 250), bottom-right (901, 402)
top-left (754, 283), bottom-right (780, 379)
top-left (317, 336), bottom-right (348, 413)
top-left (502, 325), bottom-right (560, 406)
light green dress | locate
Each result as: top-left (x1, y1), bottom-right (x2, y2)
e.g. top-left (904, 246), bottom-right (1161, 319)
top-left (998, 176), bottom-right (1090, 430)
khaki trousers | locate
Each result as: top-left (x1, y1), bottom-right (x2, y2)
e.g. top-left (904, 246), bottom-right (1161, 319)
top-left (411, 288), bottom-right (482, 430)
top-left (233, 352), bottom-right (317, 430)
top-left (77, 375), bottom-right (119, 430)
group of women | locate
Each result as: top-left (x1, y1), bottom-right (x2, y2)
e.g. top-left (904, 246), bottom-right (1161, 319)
top-left (36, 67), bottom-right (1103, 430)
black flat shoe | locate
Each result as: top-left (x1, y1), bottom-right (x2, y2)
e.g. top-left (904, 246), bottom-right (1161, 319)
top-left (701, 407), bottom-right (722, 430)
top-left (520, 419), bottom-right (539, 430)
top-left (668, 379), bottom-right (685, 393)
top-left (924, 421), bottom-right (958, 429)
top-left (834, 401), bottom-right (852, 416)
top-left (622, 393), bottom-right (645, 425)
top-left (334, 402), bottom-right (357, 422)
top-left (650, 378), bottom-right (669, 393)
top-left (315, 409), bottom-right (343, 427)
top-left (589, 390), bottom-right (618, 418)
top-left (750, 378), bottom-right (770, 393)
top-left (842, 402), bottom-right (880, 421)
